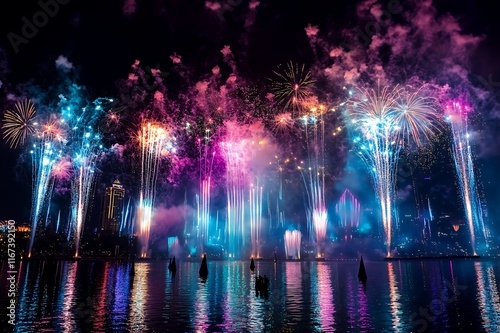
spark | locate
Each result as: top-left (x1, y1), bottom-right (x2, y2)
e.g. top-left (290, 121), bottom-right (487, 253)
top-left (445, 100), bottom-right (487, 255)
top-left (346, 84), bottom-right (440, 257)
top-left (269, 61), bottom-right (315, 116)
top-left (2, 99), bottom-right (37, 149)
top-left (137, 122), bottom-right (175, 257)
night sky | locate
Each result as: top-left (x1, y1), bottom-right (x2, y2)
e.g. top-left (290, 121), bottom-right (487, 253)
top-left (0, 0), bottom-right (499, 238)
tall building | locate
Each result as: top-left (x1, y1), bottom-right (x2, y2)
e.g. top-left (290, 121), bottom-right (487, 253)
top-left (100, 180), bottom-right (125, 234)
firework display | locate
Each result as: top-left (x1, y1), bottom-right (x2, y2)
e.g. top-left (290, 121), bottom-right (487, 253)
top-left (137, 122), bottom-right (174, 257)
top-left (345, 85), bottom-right (441, 257)
top-left (2, 99), bottom-right (36, 149)
top-left (196, 130), bottom-right (215, 255)
top-left (444, 101), bottom-right (487, 255)
top-left (0, 50), bottom-right (492, 260)
top-left (27, 114), bottom-right (65, 257)
top-left (2, 3), bottom-right (500, 332)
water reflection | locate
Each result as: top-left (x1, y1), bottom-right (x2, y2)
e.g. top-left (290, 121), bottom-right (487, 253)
top-left (247, 269), bottom-right (265, 332)
top-left (4, 259), bottom-right (500, 332)
top-left (111, 263), bottom-right (132, 330)
top-left (221, 262), bottom-right (237, 330)
top-left (285, 261), bottom-right (303, 326)
top-left (16, 261), bottom-right (35, 330)
top-left (92, 262), bottom-right (109, 332)
top-left (314, 263), bottom-right (335, 332)
top-left (357, 277), bottom-right (371, 331)
top-left (128, 263), bottom-right (149, 332)
top-left (346, 270), bottom-right (357, 329)
top-left (387, 262), bottom-right (403, 332)
top-left (475, 261), bottom-right (500, 332)
top-left (194, 272), bottom-right (210, 332)
top-left (62, 261), bottom-right (77, 332)
top-left (344, 266), bottom-right (372, 332)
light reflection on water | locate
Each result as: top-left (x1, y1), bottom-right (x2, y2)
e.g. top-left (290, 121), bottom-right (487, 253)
top-left (387, 262), bottom-right (402, 332)
top-left (61, 261), bottom-right (77, 332)
top-left (475, 261), bottom-right (500, 332)
top-left (1, 259), bottom-right (499, 332)
top-left (314, 263), bottom-right (335, 332)
top-left (129, 263), bottom-right (148, 332)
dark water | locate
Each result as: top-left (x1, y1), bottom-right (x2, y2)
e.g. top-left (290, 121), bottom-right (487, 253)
top-left (1, 258), bottom-right (500, 332)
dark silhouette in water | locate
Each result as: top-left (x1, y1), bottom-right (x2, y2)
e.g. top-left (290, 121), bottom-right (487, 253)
top-left (358, 256), bottom-right (367, 284)
top-left (168, 258), bottom-right (172, 270)
top-left (255, 274), bottom-right (269, 299)
top-left (199, 254), bottom-right (208, 279)
top-left (250, 258), bottom-right (255, 272)
top-left (169, 256), bottom-right (177, 274)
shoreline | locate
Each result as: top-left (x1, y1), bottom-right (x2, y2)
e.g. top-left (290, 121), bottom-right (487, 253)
top-left (9, 254), bottom-right (496, 263)
top-left (384, 255), bottom-right (481, 261)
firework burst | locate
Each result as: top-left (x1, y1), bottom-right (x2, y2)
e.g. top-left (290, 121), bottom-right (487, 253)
top-left (269, 62), bottom-right (315, 116)
top-left (271, 112), bottom-right (295, 135)
top-left (2, 99), bottom-right (37, 148)
top-left (346, 84), bottom-right (440, 257)
top-left (392, 87), bottom-right (441, 147)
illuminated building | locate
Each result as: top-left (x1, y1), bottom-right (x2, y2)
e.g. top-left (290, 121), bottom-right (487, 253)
top-left (100, 180), bottom-right (125, 234)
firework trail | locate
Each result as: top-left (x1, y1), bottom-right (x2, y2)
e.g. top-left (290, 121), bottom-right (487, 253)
top-left (346, 84), bottom-right (440, 257)
top-left (137, 122), bottom-right (174, 257)
top-left (70, 133), bottom-right (102, 257)
top-left (61, 97), bottom-right (110, 257)
top-left (220, 121), bottom-right (273, 258)
top-left (2, 99), bottom-right (36, 149)
top-left (119, 197), bottom-right (132, 237)
top-left (268, 155), bottom-right (286, 230)
top-left (220, 138), bottom-right (247, 258)
top-left (298, 105), bottom-right (329, 257)
top-left (284, 229), bottom-right (301, 259)
top-left (196, 130), bottom-right (215, 254)
top-left (444, 101), bottom-right (487, 255)
top-left (56, 210), bottom-right (61, 233)
top-left (249, 182), bottom-right (263, 258)
top-left (27, 113), bottom-right (66, 257)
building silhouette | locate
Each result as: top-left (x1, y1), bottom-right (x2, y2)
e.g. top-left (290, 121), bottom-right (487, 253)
top-left (100, 180), bottom-right (125, 234)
